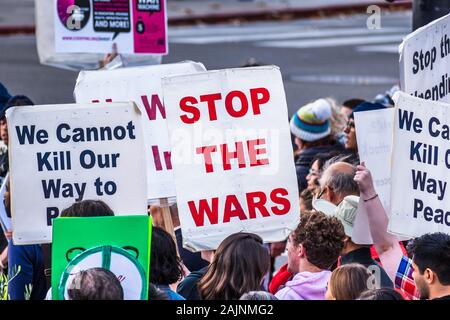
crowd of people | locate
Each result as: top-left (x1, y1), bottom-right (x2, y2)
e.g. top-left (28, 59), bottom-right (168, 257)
top-left (0, 74), bottom-right (449, 301)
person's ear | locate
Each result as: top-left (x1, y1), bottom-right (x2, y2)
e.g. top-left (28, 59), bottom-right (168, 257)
top-left (424, 268), bottom-right (435, 284)
top-left (298, 243), bottom-right (306, 258)
top-left (326, 186), bottom-right (334, 202)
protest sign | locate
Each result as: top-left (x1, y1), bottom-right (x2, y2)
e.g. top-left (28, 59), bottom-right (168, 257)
top-left (35, 0), bottom-right (163, 70)
top-left (354, 108), bottom-right (394, 215)
top-left (74, 61), bottom-right (206, 200)
top-left (162, 66), bottom-right (300, 251)
top-left (389, 91), bottom-right (450, 238)
top-left (0, 174), bottom-right (12, 233)
top-left (52, 215), bottom-right (152, 300)
top-left (400, 13), bottom-right (450, 103)
top-left (53, 0), bottom-right (167, 54)
top-left (7, 102), bottom-right (148, 245)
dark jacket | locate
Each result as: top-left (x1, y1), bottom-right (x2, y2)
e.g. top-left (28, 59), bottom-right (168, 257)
top-left (177, 266), bottom-right (208, 300)
top-left (340, 247), bottom-right (394, 289)
top-left (7, 242), bottom-right (47, 300)
top-left (175, 228), bottom-right (208, 272)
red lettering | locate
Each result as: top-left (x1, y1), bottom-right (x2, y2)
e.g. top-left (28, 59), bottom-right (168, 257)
top-left (247, 138), bottom-right (269, 167)
top-left (250, 88), bottom-right (270, 114)
top-left (152, 145), bottom-right (172, 171)
top-left (180, 96), bottom-right (200, 124)
top-left (270, 188), bottom-right (290, 215)
top-left (200, 93), bottom-right (221, 121)
top-left (225, 90), bottom-right (249, 118)
top-left (246, 191), bottom-right (270, 219)
top-left (188, 198), bottom-right (219, 227)
top-left (220, 142), bottom-right (246, 171)
top-left (91, 98), bottom-right (112, 103)
top-left (223, 195), bottom-right (247, 223)
top-left (196, 145), bottom-right (217, 173)
top-left (141, 95), bottom-right (166, 120)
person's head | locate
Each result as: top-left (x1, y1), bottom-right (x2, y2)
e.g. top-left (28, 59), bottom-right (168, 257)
top-left (0, 95), bottom-right (34, 145)
top-left (340, 98), bottom-right (365, 118)
top-left (407, 232), bottom-right (450, 300)
top-left (150, 227), bottom-right (184, 286)
top-left (344, 102), bottom-right (385, 151)
top-left (198, 233), bottom-right (270, 300)
top-left (325, 263), bottom-right (370, 300)
top-left (299, 188), bottom-right (314, 212)
top-left (290, 98), bottom-right (333, 151)
top-left (318, 159), bottom-right (359, 205)
top-left (148, 203), bottom-right (180, 229)
top-left (287, 211), bottom-right (345, 274)
top-left (357, 288), bottom-right (405, 300)
top-left (61, 199), bottom-right (114, 217)
top-left (67, 267), bottom-right (124, 300)
top-left (239, 291), bottom-right (278, 300)
top-left (306, 151), bottom-right (341, 190)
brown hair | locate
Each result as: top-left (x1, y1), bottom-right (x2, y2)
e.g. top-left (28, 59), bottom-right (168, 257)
top-left (198, 233), bottom-right (270, 300)
top-left (329, 263), bottom-right (370, 300)
top-left (61, 199), bottom-right (114, 217)
top-left (299, 188), bottom-right (314, 210)
top-left (291, 211), bottom-right (345, 269)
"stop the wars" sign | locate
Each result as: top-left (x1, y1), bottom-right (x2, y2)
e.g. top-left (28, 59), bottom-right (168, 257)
top-left (162, 66), bottom-right (300, 251)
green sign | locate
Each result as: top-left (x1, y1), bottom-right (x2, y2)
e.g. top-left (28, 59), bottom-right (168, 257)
top-left (51, 215), bottom-right (152, 300)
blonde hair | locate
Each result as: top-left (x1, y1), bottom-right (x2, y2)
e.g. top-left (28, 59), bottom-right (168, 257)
top-left (329, 263), bottom-right (371, 300)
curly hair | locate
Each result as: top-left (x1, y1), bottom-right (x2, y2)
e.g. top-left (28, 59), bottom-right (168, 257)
top-left (291, 211), bottom-right (345, 269)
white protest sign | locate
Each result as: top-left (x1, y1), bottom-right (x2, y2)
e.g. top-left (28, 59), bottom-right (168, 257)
top-left (7, 102), bottom-right (148, 245)
top-left (74, 61), bottom-right (206, 200)
top-left (389, 91), bottom-right (450, 238)
top-left (162, 66), bottom-right (300, 251)
top-left (354, 108), bottom-right (394, 215)
top-left (400, 13), bottom-right (450, 103)
top-left (0, 174), bottom-right (12, 232)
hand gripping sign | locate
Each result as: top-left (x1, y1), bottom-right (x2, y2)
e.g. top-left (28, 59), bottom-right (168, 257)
top-left (7, 102), bottom-right (148, 245)
top-left (74, 61), bottom-right (206, 201)
top-left (52, 215), bottom-right (152, 300)
top-left (162, 66), bottom-right (300, 251)
top-left (389, 91), bottom-right (450, 238)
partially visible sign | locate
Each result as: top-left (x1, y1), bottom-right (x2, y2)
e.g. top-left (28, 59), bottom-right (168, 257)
top-left (53, 0), bottom-right (168, 54)
top-left (389, 92), bottom-right (450, 238)
top-left (52, 215), bottom-right (152, 300)
top-left (7, 102), bottom-right (148, 244)
top-left (400, 13), bottom-right (450, 103)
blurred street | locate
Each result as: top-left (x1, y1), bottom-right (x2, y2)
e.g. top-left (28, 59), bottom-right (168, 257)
top-left (0, 10), bottom-right (411, 116)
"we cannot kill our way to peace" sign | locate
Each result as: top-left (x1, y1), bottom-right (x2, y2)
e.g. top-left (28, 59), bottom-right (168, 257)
top-left (7, 102), bottom-right (148, 245)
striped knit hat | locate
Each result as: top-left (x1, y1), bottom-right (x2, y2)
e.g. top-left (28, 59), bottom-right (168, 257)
top-left (290, 98), bottom-right (332, 142)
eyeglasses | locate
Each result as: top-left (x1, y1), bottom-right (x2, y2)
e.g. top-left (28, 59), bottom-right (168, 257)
top-left (308, 168), bottom-right (320, 176)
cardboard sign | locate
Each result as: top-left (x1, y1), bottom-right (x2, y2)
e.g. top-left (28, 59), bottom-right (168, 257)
top-left (162, 66), bottom-right (300, 251)
top-left (53, 0), bottom-right (167, 54)
top-left (51, 215), bottom-right (152, 300)
top-left (354, 108), bottom-right (394, 215)
top-left (400, 13), bottom-right (450, 103)
top-left (74, 62), bottom-right (206, 200)
top-left (7, 102), bottom-right (148, 245)
top-left (389, 92), bottom-right (450, 238)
